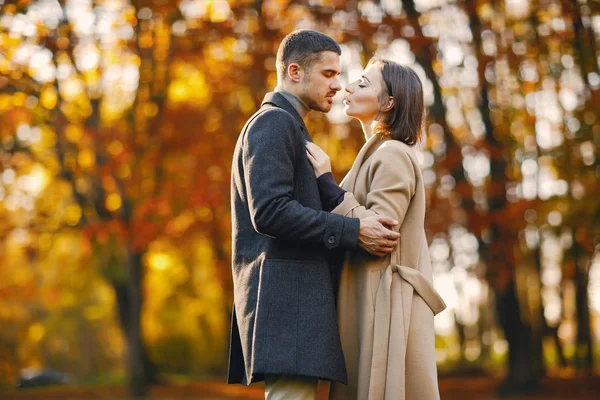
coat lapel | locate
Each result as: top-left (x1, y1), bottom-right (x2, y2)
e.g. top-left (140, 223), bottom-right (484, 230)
top-left (340, 134), bottom-right (391, 192)
top-left (261, 92), bottom-right (312, 142)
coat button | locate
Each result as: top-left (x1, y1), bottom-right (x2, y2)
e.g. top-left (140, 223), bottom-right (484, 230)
top-left (327, 236), bottom-right (335, 244)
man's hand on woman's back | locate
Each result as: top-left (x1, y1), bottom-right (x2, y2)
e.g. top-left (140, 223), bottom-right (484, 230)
top-left (358, 215), bottom-right (400, 257)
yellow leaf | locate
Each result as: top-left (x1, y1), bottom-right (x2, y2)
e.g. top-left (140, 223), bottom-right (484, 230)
top-left (116, 164), bottom-right (131, 179)
top-left (40, 86), bottom-right (58, 110)
top-left (148, 252), bottom-right (171, 271)
top-left (65, 204), bottom-right (81, 226)
top-left (105, 193), bottom-right (122, 211)
top-left (12, 92), bottom-right (26, 107)
top-left (144, 102), bottom-right (158, 117)
top-left (38, 233), bottom-right (52, 252)
top-left (65, 125), bottom-right (82, 142)
top-left (208, 0), bottom-right (232, 23)
top-left (107, 140), bottom-right (123, 156)
top-left (78, 150), bottom-right (94, 168)
top-left (0, 94), bottom-right (12, 111)
top-left (28, 323), bottom-right (45, 342)
top-left (195, 207), bottom-right (213, 222)
top-left (168, 81), bottom-right (187, 102)
top-left (84, 305), bottom-right (104, 320)
top-left (40, 126), bottom-right (57, 147)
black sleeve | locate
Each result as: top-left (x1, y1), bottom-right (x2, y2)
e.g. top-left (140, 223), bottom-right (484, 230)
top-left (243, 109), bottom-right (359, 250)
top-left (316, 172), bottom-right (346, 212)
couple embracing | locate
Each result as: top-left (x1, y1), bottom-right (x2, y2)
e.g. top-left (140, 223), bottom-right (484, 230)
top-left (228, 29), bottom-right (446, 400)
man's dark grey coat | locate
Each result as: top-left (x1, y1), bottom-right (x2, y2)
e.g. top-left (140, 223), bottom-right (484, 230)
top-left (228, 92), bottom-right (360, 385)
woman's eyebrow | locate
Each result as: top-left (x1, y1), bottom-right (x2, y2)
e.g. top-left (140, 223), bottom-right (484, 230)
top-left (361, 76), bottom-right (371, 84)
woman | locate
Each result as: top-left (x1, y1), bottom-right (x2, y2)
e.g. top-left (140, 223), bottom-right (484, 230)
top-left (305, 58), bottom-right (446, 400)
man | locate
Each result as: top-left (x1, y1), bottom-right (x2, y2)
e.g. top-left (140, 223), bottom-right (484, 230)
top-left (228, 30), bottom-right (400, 399)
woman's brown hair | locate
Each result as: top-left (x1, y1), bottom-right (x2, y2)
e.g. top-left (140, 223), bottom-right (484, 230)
top-left (369, 58), bottom-right (424, 146)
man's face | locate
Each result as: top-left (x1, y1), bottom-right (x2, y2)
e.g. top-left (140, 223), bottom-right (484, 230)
top-left (300, 51), bottom-right (342, 113)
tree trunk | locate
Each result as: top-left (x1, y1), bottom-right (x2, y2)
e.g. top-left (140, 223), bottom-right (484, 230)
top-left (495, 279), bottom-right (542, 396)
top-left (573, 244), bottom-right (593, 372)
top-left (533, 246), bottom-right (567, 368)
top-left (487, 152), bottom-right (543, 393)
top-left (114, 281), bottom-right (159, 385)
top-left (125, 248), bottom-right (147, 397)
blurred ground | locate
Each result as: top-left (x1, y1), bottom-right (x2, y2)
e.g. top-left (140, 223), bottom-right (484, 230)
top-left (1, 376), bottom-right (599, 400)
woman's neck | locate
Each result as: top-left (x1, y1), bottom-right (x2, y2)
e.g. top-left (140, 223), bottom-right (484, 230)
top-left (360, 119), bottom-right (377, 141)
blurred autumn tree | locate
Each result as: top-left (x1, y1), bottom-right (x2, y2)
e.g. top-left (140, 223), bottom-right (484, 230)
top-left (0, 0), bottom-right (599, 397)
top-left (0, 0), bottom-right (232, 395)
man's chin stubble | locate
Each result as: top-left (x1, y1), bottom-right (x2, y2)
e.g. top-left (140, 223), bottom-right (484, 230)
top-left (317, 103), bottom-right (333, 113)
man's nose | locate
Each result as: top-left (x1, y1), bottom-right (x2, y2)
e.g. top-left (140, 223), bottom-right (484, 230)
top-left (331, 76), bottom-right (342, 91)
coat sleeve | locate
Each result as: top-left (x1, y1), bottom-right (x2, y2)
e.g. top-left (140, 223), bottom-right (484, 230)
top-left (243, 109), bottom-right (360, 250)
top-left (331, 144), bottom-right (416, 229)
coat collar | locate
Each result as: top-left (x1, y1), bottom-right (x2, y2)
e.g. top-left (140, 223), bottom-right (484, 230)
top-left (261, 92), bottom-right (310, 136)
top-left (340, 134), bottom-right (392, 191)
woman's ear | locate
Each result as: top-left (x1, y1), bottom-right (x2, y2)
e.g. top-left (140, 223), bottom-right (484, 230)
top-left (382, 96), bottom-right (394, 112)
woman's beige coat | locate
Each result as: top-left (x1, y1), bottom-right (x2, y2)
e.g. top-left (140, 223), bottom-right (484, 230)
top-left (329, 135), bottom-right (446, 400)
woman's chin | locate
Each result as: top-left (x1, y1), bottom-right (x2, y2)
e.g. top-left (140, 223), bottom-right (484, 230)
top-left (343, 106), bottom-right (356, 118)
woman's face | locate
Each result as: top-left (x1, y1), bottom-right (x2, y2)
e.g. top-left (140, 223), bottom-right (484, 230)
top-left (343, 63), bottom-right (387, 122)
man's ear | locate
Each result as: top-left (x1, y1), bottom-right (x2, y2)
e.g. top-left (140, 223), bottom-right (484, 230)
top-left (287, 63), bottom-right (302, 83)
top-left (382, 96), bottom-right (394, 112)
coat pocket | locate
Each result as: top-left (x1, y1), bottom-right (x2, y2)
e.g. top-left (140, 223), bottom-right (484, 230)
top-left (261, 258), bottom-right (301, 322)
top-left (253, 258), bottom-right (302, 371)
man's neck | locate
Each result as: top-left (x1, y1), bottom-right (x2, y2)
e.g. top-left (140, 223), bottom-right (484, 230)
top-left (275, 87), bottom-right (310, 120)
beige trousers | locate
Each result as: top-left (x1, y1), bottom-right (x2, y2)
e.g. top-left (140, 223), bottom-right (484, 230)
top-left (264, 374), bottom-right (318, 400)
